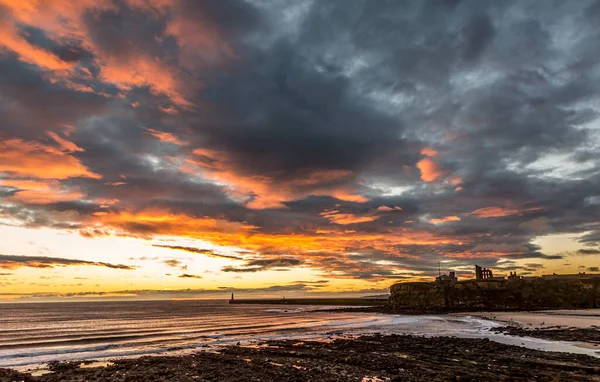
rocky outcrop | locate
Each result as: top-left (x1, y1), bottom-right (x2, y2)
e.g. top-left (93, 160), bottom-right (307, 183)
top-left (389, 277), bottom-right (600, 312)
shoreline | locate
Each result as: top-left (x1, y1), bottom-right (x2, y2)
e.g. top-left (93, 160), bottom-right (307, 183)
top-left (466, 309), bottom-right (600, 329)
top-left (463, 309), bottom-right (600, 347)
top-left (2, 334), bottom-right (599, 381)
top-left (229, 298), bottom-right (389, 306)
top-left (3, 306), bottom-right (600, 380)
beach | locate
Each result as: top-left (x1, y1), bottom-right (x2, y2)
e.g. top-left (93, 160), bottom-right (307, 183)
top-left (2, 334), bottom-right (600, 381)
top-left (1, 301), bottom-right (600, 380)
top-left (468, 309), bottom-right (600, 329)
top-left (466, 309), bottom-right (600, 352)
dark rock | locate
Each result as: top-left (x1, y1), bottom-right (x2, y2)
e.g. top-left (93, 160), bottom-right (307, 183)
top-left (389, 277), bottom-right (600, 312)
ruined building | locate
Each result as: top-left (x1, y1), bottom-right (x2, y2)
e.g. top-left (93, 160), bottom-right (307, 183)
top-left (475, 265), bottom-right (493, 280)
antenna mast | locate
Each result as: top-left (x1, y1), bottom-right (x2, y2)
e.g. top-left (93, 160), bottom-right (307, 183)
top-left (438, 261), bottom-right (441, 277)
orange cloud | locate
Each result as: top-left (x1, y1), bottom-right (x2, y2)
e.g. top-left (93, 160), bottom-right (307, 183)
top-left (47, 132), bottom-right (84, 152)
top-left (420, 146), bottom-right (439, 157)
top-left (158, 1), bottom-right (237, 72)
top-left (82, 207), bottom-right (457, 267)
top-left (417, 158), bottom-right (445, 182)
top-left (182, 150), bottom-right (367, 209)
top-left (470, 207), bottom-right (520, 218)
top-left (429, 216), bottom-right (461, 224)
top-left (448, 175), bottom-right (462, 186)
top-left (96, 209), bottom-right (258, 240)
top-left (1, 179), bottom-right (85, 204)
top-left (145, 128), bottom-right (187, 146)
top-left (320, 210), bottom-right (380, 225)
top-left (0, 22), bottom-right (72, 71)
top-left (376, 206), bottom-right (403, 212)
top-left (290, 169), bottom-right (353, 186)
top-left (416, 146), bottom-right (451, 183)
top-left (0, 0), bottom-right (115, 86)
top-left (0, 0), bottom-right (197, 107)
top-left (99, 55), bottom-right (193, 108)
top-left (0, 138), bottom-right (100, 180)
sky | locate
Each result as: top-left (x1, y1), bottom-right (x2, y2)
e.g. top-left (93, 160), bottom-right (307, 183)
top-left (0, 0), bottom-right (599, 301)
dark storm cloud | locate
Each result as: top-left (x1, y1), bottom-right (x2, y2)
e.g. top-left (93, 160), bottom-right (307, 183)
top-left (1, 0), bottom-right (599, 281)
top-left (0, 56), bottom-right (109, 140)
top-left (193, 44), bottom-right (408, 179)
top-left (178, 274), bottom-right (203, 279)
top-left (162, 259), bottom-right (183, 268)
top-left (577, 248), bottom-right (600, 255)
top-left (579, 232), bottom-right (600, 246)
top-left (0, 255), bottom-right (135, 270)
top-left (152, 245), bottom-right (244, 260)
top-left (460, 13), bottom-right (495, 62)
top-left (222, 258), bottom-right (302, 273)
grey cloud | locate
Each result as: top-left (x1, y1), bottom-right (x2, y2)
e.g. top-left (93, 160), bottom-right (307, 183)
top-left (0, 255), bottom-right (135, 270)
top-left (577, 248), bottom-right (600, 255)
top-left (579, 231), bottom-right (600, 246)
top-left (162, 259), bottom-right (183, 268)
top-left (178, 274), bottom-right (203, 279)
top-left (460, 13), bottom-right (495, 62)
top-left (222, 258), bottom-right (302, 273)
top-left (153, 245), bottom-right (244, 260)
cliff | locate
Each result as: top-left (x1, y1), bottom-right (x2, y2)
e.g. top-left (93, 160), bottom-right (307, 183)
top-left (388, 276), bottom-right (600, 312)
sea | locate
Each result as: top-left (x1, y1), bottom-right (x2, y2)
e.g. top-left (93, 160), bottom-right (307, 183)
top-left (1, 300), bottom-right (598, 370)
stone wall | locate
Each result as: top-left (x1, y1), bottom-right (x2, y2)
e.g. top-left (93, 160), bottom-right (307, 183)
top-left (388, 277), bottom-right (600, 312)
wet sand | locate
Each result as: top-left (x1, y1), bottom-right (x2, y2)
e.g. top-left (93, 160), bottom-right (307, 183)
top-left (468, 309), bottom-right (600, 353)
top-left (1, 334), bottom-right (599, 381)
top-left (490, 326), bottom-right (600, 345)
top-left (468, 309), bottom-right (600, 329)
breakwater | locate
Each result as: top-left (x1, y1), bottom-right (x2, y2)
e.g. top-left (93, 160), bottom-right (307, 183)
top-left (229, 298), bottom-right (388, 306)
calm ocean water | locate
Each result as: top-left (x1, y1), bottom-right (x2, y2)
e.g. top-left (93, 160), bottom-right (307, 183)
top-left (1, 300), bottom-right (598, 369)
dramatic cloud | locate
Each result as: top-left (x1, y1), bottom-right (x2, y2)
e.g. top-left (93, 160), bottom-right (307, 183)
top-left (0, 255), bottom-right (135, 270)
top-left (152, 245), bottom-right (244, 260)
top-left (577, 248), bottom-right (600, 255)
top-left (178, 274), bottom-right (203, 279)
top-left (162, 259), bottom-right (183, 268)
top-left (222, 258), bottom-right (303, 273)
top-left (1, 0), bottom-right (599, 288)
top-left (0, 138), bottom-right (100, 180)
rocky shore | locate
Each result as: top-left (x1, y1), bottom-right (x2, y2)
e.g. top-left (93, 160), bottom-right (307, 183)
top-left (2, 334), bottom-right (599, 381)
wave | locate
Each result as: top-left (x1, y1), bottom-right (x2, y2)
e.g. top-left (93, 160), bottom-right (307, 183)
top-left (2, 301), bottom-right (598, 370)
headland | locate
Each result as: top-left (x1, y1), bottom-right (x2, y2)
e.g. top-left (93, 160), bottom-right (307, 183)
top-left (389, 265), bottom-right (600, 313)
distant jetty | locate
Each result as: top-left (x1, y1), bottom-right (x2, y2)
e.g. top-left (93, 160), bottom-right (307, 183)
top-left (389, 265), bottom-right (600, 312)
top-left (229, 297), bottom-right (388, 306)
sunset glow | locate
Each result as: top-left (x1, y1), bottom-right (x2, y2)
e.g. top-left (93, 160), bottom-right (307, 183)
top-left (1, 0), bottom-right (599, 302)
